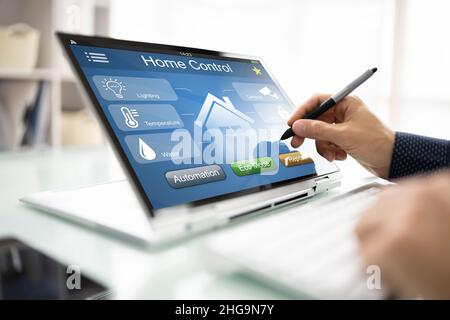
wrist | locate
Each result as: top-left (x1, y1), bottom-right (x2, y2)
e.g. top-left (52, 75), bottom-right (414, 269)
top-left (378, 128), bottom-right (395, 179)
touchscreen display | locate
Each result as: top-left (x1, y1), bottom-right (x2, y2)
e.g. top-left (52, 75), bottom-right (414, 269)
top-left (68, 41), bottom-right (337, 209)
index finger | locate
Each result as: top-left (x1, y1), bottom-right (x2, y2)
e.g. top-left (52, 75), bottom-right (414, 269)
top-left (287, 93), bottom-right (332, 126)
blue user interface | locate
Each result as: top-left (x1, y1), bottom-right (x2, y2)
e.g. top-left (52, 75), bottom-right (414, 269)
top-left (70, 44), bottom-right (336, 209)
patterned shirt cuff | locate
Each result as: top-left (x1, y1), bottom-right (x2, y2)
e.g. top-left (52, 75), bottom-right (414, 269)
top-left (388, 132), bottom-right (450, 180)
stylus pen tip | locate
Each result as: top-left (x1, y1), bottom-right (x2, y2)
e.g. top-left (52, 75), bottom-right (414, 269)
top-left (371, 67), bottom-right (378, 73)
top-left (280, 128), bottom-right (293, 140)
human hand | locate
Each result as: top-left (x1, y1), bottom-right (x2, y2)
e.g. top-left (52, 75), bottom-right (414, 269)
top-left (288, 94), bottom-right (395, 179)
top-left (355, 171), bottom-right (450, 299)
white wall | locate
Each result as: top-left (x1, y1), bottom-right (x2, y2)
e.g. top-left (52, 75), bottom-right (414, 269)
top-left (110, 0), bottom-right (450, 139)
top-left (395, 0), bottom-right (450, 138)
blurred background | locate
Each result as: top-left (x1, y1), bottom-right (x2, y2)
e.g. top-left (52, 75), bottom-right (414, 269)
top-left (0, 0), bottom-right (449, 152)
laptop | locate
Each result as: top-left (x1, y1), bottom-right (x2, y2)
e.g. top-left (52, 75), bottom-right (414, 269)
top-left (21, 33), bottom-right (385, 298)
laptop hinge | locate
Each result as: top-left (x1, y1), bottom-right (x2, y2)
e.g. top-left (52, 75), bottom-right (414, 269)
top-left (187, 213), bottom-right (228, 232)
top-left (314, 176), bottom-right (341, 193)
top-left (190, 186), bottom-right (316, 227)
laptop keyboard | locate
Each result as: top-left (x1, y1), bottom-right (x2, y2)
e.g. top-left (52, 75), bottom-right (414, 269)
top-left (205, 186), bottom-right (386, 299)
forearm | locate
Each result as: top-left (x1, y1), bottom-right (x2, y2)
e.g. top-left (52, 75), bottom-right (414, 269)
top-left (388, 132), bottom-right (450, 179)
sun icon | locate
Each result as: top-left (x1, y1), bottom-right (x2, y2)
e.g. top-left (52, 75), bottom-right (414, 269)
top-left (251, 66), bottom-right (262, 76)
top-left (101, 78), bottom-right (126, 99)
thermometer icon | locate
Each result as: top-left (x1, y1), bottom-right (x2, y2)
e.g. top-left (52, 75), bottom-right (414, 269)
top-left (121, 106), bottom-right (139, 128)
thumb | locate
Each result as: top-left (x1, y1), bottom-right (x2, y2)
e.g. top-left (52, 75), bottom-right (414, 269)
top-left (292, 119), bottom-right (343, 144)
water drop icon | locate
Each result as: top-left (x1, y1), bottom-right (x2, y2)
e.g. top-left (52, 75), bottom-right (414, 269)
top-left (139, 138), bottom-right (156, 161)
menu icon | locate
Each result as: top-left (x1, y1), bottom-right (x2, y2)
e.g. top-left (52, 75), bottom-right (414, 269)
top-left (84, 51), bottom-right (109, 64)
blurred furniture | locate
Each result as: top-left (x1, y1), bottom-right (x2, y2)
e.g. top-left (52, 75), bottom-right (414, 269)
top-left (0, 23), bottom-right (40, 69)
top-left (0, 147), bottom-right (374, 298)
top-left (61, 109), bottom-right (103, 146)
top-left (0, 0), bottom-right (111, 149)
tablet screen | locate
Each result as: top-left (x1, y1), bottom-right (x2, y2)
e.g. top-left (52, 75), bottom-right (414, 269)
top-left (65, 36), bottom-right (338, 210)
top-left (0, 238), bottom-right (109, 299)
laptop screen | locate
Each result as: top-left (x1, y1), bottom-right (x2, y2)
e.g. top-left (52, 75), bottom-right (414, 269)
top-left (62, 35), bottom-right (338, 211)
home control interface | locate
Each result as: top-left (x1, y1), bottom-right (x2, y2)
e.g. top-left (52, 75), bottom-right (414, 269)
top-left (69, 40), bottom-right (337, 209)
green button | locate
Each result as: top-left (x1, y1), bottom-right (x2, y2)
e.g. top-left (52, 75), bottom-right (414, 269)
top-left (230, 157), bottom-right (277, 176)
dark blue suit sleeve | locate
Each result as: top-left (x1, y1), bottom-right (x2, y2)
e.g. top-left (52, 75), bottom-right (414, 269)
top-left (388, 132), bottom-right (450, 179)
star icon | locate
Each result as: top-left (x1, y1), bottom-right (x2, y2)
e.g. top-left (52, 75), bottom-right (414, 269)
top-left (251, 66), bottom-right (262, 75)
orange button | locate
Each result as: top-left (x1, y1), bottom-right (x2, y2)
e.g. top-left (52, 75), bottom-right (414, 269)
top-left (279, 151), bottom-right (314, 167)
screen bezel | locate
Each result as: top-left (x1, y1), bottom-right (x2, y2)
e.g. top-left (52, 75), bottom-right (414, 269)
top-left (56, 32), bottom-right (338, 216)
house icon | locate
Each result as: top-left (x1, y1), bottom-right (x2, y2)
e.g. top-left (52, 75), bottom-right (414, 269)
top-left (195, 93), bottom-right (255, 131)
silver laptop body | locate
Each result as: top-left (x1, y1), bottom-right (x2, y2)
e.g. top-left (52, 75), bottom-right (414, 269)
top-left (21, 33), bottom-right (343, 245)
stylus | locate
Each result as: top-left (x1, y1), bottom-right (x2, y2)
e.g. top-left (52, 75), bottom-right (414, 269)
top-left (280, 67), bottom-right (378, 140)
